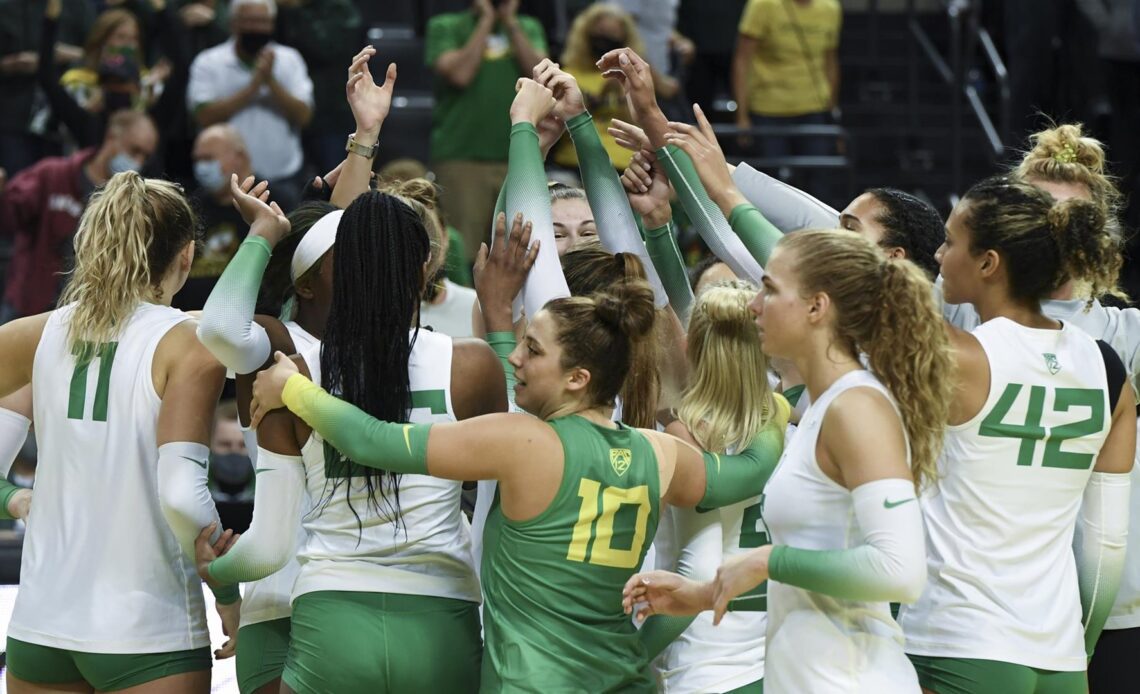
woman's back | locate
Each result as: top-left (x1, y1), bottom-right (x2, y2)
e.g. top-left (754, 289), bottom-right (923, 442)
top-left (480, 414), bottom-right (660, 692)
top-left (901, 317), bottom-right (1115, 670)
top-left (13, 302), bottom-right (208, 652)
top-left (294, 330), bottom-right (480, 603)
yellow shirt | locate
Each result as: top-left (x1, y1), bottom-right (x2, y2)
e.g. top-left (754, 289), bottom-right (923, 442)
top-left (739, 0), bottom-right (841, 117)
top-left (552, 68), bottom-right (634, 170)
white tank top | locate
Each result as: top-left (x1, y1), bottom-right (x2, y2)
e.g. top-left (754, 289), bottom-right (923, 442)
top-left (239, 320), bottom-right (318, 627)
top-left (761, 370), bottom-right (913, 692)
top-left (11, 303), bottom-right (209, 653)
top-left (900, 318), bottom-right (1112, 671)
top-left (293, 329), bottom-right (480, 602)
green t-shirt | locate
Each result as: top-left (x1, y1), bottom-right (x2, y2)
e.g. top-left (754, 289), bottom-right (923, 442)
top-left (480, 415), bottom-right (659, 693)
top-left (424, 12), bottom-right (547, 163)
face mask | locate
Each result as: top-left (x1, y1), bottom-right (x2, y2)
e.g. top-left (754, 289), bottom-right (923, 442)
top-left (194, 159), bottom-right (227, 193)
top-left (210, 452), bottom-right (254, 495)
top-left (108, 151), bottom-right (142, 175)
top-left (103, 91), bottom-right (134, 113)
top-left (588, 35), bottom-right (625, 60)
top-left (237, 31), bottom-right (272, 55)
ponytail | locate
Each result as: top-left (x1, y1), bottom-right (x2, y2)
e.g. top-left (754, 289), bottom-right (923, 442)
top-left (59, 171), bottom-right (197, 360)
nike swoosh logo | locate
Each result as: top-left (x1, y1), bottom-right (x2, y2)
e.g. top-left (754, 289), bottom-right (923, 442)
top-left (883, 497), bottom-right (916, 509)
top-left (254, 468), bottom-right (273, 475)
top-left (180, 456), bottom-right (208, 470)
top-left (402, 424), bottom-right (414, 454)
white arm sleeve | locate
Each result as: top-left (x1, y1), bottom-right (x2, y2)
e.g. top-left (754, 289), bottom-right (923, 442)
top-left (207, 448), bottom-right (306, 584)
top-left (0, 408), bottom-right (30, 478)
top-left (1074, 470), bottom-right (1131, 654)
top-left (157, 441), bottom-right (223, 557)
top-left (731, 163), bottom-right (840, 232)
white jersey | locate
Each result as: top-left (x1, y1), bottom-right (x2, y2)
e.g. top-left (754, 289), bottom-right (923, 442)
top-left (293, 329), bottom-right (480, 602)
top-left (420, 280), bottom-right (477, 338)
top-left (11, 303), bottom-right (210, 653)
top-left (239, 320), bottom-right (318, 627)
top-left (900, 318), bottom-right (1113, 671)
top-left (653, 499), bottom-right (767, 692)
top-left (761, 370), bottom-right (919, 693)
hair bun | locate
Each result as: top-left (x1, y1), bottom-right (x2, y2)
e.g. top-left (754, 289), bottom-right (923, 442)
top-left (382, 177), bottom-right (439, 208)
top-left (592, 279), bottom-right (656, 340)
top-left (1028, 123), bottom-right (1105, 172)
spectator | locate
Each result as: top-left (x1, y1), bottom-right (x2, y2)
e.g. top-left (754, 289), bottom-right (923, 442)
top-left (0, 110), bottom-right (158, 323)
top-left (426, 0), bottom-right (547, 261)
top-left (275, 0), bottom-right (362, 174)
top-left (37, 0), bottom-right (190, 152)
top-left (172, 124), bottom-right (253, 310)
top-left (553, 4), bottom-right (658, 171)
top-left (732, 0), bottom-right (841, 158)
top-left (607, 0), bottom-right (690, 91)
top-left (188, 0), bottom-right (313, 212)
top-left (0, 0), bottom-right (92, 177)
top-left (679, 0), bottom-right (747, 111)
top-left (210, 400), bottom-right (253, 506)
top-left (174, 1), bottom-right (231, 59)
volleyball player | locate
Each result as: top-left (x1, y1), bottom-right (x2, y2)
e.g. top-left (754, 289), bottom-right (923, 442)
top-left (0, 172), bottom-right (239, 692)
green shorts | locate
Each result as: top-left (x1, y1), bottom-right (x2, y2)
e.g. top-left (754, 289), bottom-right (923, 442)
top-left (6, 637), bottom-right (211, 691)
top-left (909, 654), bottom-right (1087, 694)
top-left (724, 677), bottom-right (763, 693)
top-left (237, 617), bottom-right (291, 694)
top-left (282, 591), bottom-right (481, 694)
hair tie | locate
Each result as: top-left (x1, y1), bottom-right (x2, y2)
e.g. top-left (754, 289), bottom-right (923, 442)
top-left (1053, 144), bottom-right (1077, 164)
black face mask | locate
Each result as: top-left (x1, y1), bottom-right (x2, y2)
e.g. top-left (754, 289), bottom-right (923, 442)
top-left (211, 452), bottom-right (253, 496)
top-left (237, 31), bottom-right (272, 56)
top-left (103, 90), bottom-right (134, 113)
top-left (588, 35), bottom-right (625, 60)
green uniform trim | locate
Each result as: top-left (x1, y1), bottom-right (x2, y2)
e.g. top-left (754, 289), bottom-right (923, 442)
top-left (0, 480), bottom-right (25, 520)
top-left (236, 618), bottom-right (291, 694)
top-left (210, 582), bottom-right (241, 605)
top-left (6, 638), bottom-right (210, 691)
top-left (908, 654), bottom-right (1087, 694)
top-left (282, 590), bottom-right (481, 694)
top-left (644, 221), bottom-right (694, 319)
top-left (281, 375), bottom-right (432, 476)
top-left (485, 331), bottom-right (516, 394)
top-left (727, 203), bottom-right (783, 268)
top-left (724, 678), bottom-right (765, 693)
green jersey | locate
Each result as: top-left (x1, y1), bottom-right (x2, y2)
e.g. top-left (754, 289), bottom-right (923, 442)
top-left (480, 415), bottom-right (660, 693)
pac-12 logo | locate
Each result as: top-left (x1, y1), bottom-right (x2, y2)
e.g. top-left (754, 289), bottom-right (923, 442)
top-left (1043, 353), bottom-right (1061, 375)
top-left (609, 448), bottom-right (632, 476)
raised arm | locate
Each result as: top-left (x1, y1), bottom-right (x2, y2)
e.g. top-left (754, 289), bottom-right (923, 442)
top-left (730, 163), bottom-right (839, 232)
top-left (499, 0), bottom-right (546, 76)
top-left (428, 1), bottom-right (496, 90)
top-left (332, 47), bottom-right (396, 209)
top-left (623, 150), bottom-right (693, 318)
top-left (197, 176), bottom-right (291, 375)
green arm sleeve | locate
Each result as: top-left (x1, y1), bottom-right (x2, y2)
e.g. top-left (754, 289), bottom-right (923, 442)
top-left (566, 111), bottom-right (668, 308)
top-left (728, 202), bottom-right (783, 269)
top-left (699, 419), bottom-right (786, 509)
top-left (197, 236), bottom-right (274, 375)
top-left (486, 331), bottom-right (517, 396)
top-left (644, 221), bottom-right (694, 320)
top-left (0, 481), bottom-right (23, 521)
top-left (281, 374), bottom-right (432, 474)
top-left (638, 614), bottom-right (698, 659)
top-left (656, 145), bottom-right (764, 282)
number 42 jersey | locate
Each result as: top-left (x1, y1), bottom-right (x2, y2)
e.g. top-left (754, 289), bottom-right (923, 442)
top-left (900, 317), bottom-right (1118, 672)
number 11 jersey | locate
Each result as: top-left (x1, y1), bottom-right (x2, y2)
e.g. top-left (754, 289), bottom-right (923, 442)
top-left (11, 303), bottom-right (209, 653)
top-left (900, 317), bottom-right (1118, 671)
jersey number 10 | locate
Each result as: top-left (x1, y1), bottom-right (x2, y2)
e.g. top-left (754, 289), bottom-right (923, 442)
top-left (567, 479), bottom-right (651, 569)
top-left (67, 342), bottom-right (119, 422)
top-left (979, 384), bottom-right (1105, 469)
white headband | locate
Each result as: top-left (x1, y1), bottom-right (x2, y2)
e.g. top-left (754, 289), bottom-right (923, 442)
top-left (291, 209), bottom-right (343, 282)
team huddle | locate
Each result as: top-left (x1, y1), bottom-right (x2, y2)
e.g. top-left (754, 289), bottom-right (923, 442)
top-left (0, 40), bottom-right (1134, 694)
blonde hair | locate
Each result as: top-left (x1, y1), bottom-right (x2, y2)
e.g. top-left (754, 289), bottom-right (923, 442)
top-left (59, 171), bottom-right (198, 360)
top-left (380, 178), bottom-right (446, 279)
top-left (779, 230), bottom-right (953, 491)
top-left (678, 281), bottom-right (775, 453)
top-left (561, 4), bottom-right (647, 71)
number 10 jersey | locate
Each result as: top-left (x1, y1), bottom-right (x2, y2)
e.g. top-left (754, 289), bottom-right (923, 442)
top-left (900, 317), bottom-right (1117, 671)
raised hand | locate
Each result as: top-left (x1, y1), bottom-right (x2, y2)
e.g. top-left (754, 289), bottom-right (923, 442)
top-left (663, 103), bottom-right (747, 213)
top-left (622, 150), bottom-right (672, 227)
top-left (474, 212), bottom-right (539, 332)
top-left (230, 174), bottom-right (291, 244)
top-left (253, 48), bottom-right (275, 86)
top-left (250, 351), bottom-right (301, 428)
top-left (510, 78), bottom-right (557, 127)
top-left (621, 570), bottom-right (713, 623)
top-left (533, 59), bottom-right (585, 120)
top-left (346, 46), bottom-right (396, 136)
top-left (596, 49), bottom-right (657, 124)
top-left (608, 118), bottom-right (650, 153)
